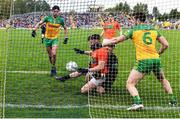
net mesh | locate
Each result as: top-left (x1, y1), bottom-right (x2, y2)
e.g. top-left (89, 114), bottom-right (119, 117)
top-left (0, 0), bottom-right (180, 118)
top-left (0, 0), bottom-right (12, 118)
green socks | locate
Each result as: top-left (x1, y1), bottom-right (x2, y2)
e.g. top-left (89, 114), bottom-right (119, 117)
top-left (133, 96), bottom-right (142, 104)
top-left (169, 94), bottom-right (177, 103)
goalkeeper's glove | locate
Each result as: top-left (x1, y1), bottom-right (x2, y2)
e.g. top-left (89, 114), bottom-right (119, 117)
top-left (77, 68), bottom-right (89, 74)
top-left (63, 37), bottom-right (68, 44)
top-left (31, 30), bottom-right (36, 38)
top-left (73, 48), bottom-right (85, 54)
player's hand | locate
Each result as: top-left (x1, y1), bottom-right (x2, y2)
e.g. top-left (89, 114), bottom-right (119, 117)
top-left (77, 68), bottom-right (89, 74)
top-left (31, 30), bottom-right (36, 38)
top-left (63, 37), bottom-right (68, 44)
top-left (73, 48), bottom-right (85, 54)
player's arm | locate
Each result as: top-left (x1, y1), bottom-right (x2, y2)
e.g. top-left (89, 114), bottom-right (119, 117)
top-left (98, 14), bottom-right (105, 26)
top-left (157, 36), bottom-right (169, 55)
top-left (63, 25), bottom-right (68, 38)
top-left (100, 29), bottom-right (104, 38)
top-left (84, 51), bottom-right (92, 55)
top-left (31, 20), bottom-right (45, 37)
top-left (73, 48), bottom-right (92, 55)
top-left (63, 25), bottom-right (68, 44)
top-left (102, 35), bottom-right (126, 46)
top-left (77, 49), bottom-right (107, 73)
top-left (89, 49), bottom-right (107, 72)
top-left (77, 60), bottom-right (105, 74)
top-left (34, 20), bottom-right (45, 31)
top-left (114, 35), bottom-right (126, 43)
top-left (103, 29), bottom-right (132, 46)
top-left (114, 29), bottom-right (133, 44)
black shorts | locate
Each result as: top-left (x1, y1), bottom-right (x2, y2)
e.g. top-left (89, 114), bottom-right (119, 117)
top-left (41, 26), bottom-right (46, 34)
top-left (102, 70), bottom-right (118, 91)
top-left (41, 29), bottom-right (46, 34)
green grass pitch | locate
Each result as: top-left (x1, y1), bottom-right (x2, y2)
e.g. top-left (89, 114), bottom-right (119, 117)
top-left (0, 28), bottom-right (180, 118)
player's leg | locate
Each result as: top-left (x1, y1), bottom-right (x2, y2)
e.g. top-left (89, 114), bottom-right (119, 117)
top-left (51, 45), bottom-right (58, 66)
top-left (55, 71), bottom-right (82, 82)
top-left (44, 38), bottom-right (53, 64)
top-left (126, 69), bottom-right (145, 111)
top-left (153, 68), bottom-right (177, 106)
top-left (41, 34), bottom-right (45, 43)
top-left (51, 39), bottom-right (59, 65)
top-left (49, 39), bottom-right (59, 76)
top-left (96, 86), bottom-right (105, 94)
top-left (102, 72), bottom-right (117, 92)
top-left (102, 52), bottom-right (118, 92)
top-left (49, 45), bottom-right (57, 76)
top-left (126, 69), bottom-right (145, 100)
top-left (81, 77), bottom-right (104, 94)
top-left (44, 38), bottom-right (56, 76)
top-left (81, 81), bottom-right (96, 94)
top-left (46, 47), bottom-right (52, 64)
top-left (46, 46), bottom-right (57, 76)
top-left (41, 27), bottom-right (46, 43)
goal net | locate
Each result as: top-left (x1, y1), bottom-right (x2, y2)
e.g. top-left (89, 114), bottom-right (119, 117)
top-left (0, 0), bottom-right (180, 118)
top-left (0, 0), bottom-right (11, 118)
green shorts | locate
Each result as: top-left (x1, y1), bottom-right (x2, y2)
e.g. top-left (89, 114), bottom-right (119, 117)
top-left (44, 38), bottom-right (59, 47)
top-left (134, 59), bottom-right (162, 74)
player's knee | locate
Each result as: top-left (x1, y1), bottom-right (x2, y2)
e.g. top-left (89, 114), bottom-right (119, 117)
top-left (156, 74), bottom-right (165, 81)
top-left (160, 78), bottom-right (169, 84)
top-left (81, 87), bottom-right (88, 94)
top-left (126, 78), bottom-right (135, 88)
top-left (80, 87), bottom-right (86, 93)
top-left (52, 54), bottom-right (56, 58)
top-left (81, 82), bottom-right (96, 93)
top-left (81, 85), bottom-right (89, 93)
top-left (96, 86), bottom-right (105, 94)
top-left (126, 78), bottom-right (134, 85)
top-left (51, 49), bottom-right (57, 55)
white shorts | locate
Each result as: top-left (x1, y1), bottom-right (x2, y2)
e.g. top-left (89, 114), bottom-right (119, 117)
top-left (89, 76), bottom-right (105, 86)
top-left (102, 39), bottom-right (113, 46)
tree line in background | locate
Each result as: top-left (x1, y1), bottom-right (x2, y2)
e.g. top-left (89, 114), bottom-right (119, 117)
top-left (105, 2), bottom-right (180, 21)
top-left (13, 0), bottom-right (50, 14)
top-left (0, 0), bottom-right (180, 20)
top-left (0, 0), bottom-right (50, 19)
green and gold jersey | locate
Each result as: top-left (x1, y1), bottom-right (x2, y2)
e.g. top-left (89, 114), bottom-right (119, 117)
top-left (124, 24), bottom-right (161, 61)
top-left (43, 16), bottom-right (65, 39)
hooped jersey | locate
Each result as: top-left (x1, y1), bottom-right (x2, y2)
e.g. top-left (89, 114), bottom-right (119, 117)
top-left (43, 16), bottom-right (65, 39)
top-left (124, 24), bottom-right (161, 61)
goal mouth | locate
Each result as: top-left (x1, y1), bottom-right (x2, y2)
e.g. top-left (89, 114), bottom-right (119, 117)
top-left (0, 0), bottom-right (179, 118)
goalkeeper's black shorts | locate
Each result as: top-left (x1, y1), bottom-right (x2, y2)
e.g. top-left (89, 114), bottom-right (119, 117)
top-left (102, 70), bottom-right (118, 91)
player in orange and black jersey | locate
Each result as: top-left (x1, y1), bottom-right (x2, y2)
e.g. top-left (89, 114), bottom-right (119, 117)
top-left (55, 34), bottom-right (118, 93)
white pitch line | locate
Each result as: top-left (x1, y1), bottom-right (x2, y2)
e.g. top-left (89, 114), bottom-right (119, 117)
top-left (1, 70), bottom-right (180, 74)
top-left (0, 71), bottom-right (127, 74)
top-left (90, 104), bottom-right (180, 111)
top-left (2, 103), bottom-right (180, 111)
top-left (4, 103), bottom-right (88, 109)
top-left (6, 71), bottom-right (50, 74)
